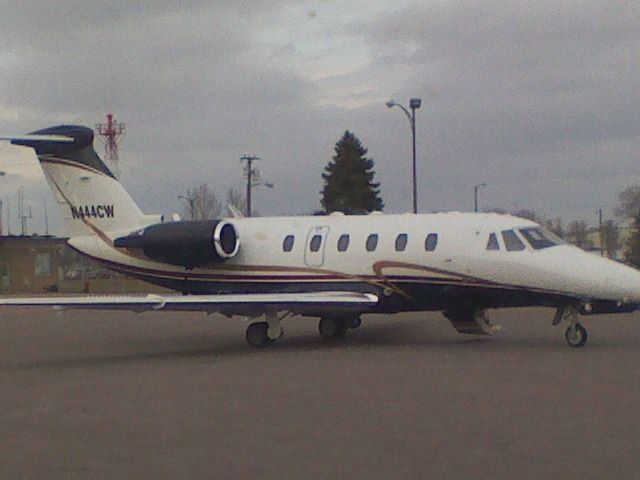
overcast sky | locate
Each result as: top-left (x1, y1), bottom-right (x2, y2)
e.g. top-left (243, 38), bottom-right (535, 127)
top-left (0, 0), bottom-right (638, 235)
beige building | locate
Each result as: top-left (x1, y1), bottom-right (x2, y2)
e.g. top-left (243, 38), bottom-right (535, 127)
top-left (584, 220), bottom-right (634, 260)
top-left (0, 235), bottom-right (167, 294)
top-left (0, 236), bottom-right (66, 293)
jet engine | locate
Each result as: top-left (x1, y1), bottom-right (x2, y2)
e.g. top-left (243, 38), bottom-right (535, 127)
top-left (114, 220), bottom-right (239, 268)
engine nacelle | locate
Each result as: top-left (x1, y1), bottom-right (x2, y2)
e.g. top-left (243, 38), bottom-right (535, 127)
top-left (114, 220), bottom-right (239, 268)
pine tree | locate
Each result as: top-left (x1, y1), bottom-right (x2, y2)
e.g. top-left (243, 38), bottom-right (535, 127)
top-left (320, 131), bottom-right (384, 214)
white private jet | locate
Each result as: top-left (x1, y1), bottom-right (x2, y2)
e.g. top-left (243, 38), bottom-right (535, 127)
top-left (1, 125), bottom-right (639, 348)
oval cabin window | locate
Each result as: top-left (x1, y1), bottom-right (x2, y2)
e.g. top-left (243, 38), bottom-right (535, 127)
top-left (395, 234), bottom-right (408, 251)
top-left (337, 234), bottom-right (350, 252)
top-left (283, 235), bottom-right (295, 252)
top-left (425, 233), bottom-right (438, 251)
top-left (366, 234), bottom-right (378, 252)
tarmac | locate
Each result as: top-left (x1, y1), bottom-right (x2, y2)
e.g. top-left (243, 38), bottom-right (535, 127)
top-left (1, 307), bottom-right (639, 479)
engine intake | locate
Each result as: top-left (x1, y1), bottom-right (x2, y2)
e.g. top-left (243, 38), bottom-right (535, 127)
top-left (114, 220), bottom-right (239, 268)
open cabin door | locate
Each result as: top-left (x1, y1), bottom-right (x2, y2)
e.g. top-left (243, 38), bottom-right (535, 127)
top-left (304, 226), bottom-right (330, 267)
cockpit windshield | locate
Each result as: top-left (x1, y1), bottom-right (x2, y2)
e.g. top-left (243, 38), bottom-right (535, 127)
top-left (518, 227), bottom-right (564, 250)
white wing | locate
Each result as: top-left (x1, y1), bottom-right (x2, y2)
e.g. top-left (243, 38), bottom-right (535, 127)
top-left (0, 291), bottom-right (378, 315)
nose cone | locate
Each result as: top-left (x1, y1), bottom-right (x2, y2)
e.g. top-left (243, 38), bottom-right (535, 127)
top-left (550, 247), bottom-right (640, 302)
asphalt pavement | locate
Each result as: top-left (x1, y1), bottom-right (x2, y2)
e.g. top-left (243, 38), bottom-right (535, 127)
top-left (1, 307), bottom-right (639, 479)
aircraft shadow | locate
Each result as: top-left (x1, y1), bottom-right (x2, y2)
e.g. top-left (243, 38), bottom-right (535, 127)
top-left (3, 321), bottom-right (634, 373)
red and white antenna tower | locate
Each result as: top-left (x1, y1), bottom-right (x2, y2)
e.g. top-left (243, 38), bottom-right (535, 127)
top-left (95, 113), bottom-right (125, 178)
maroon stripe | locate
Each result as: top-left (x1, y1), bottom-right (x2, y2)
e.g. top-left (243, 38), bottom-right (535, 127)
top-left (69, 245), bottom-right (558, 295)
top-left (39, 156), bottom-right (108, 177)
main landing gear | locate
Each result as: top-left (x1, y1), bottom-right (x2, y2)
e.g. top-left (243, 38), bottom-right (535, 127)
top-left (318, 315), bottom-right (361, 340)
top-left (245, 312), bottom-right (284, 347)
top-left (245, 313), bottom-right (362, 346)
top-left (553, 306), bottom-right (588, 348)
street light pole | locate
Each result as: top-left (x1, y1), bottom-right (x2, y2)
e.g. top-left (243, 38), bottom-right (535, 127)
top-left (474, 183), bottom-right (487, 212)
top-left (387, 98), bottom-right (422, 214)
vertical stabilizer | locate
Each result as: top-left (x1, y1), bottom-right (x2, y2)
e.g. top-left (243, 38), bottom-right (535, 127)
top-left (11, 125), bottom-right (145, 237)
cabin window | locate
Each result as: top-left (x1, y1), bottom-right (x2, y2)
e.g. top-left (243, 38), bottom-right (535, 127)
top-left (337, 234), bottom-right (350, 252)
top-left (283, 235), bottom-right (295, 252)
top-left (425, 233), bottom-right (438, 251)
top-left (395, 234), bottom-right (408, 251)
top-left (519, 227), bottom-right (562, 250)
top-left (502, 230), bottom-right (526, 251)
top-left (486, 233), bottom-right (499, 250)
top-left (309, 234), bottom-right (322, 252)
top-left (366, 234), bottom-right (378, 252)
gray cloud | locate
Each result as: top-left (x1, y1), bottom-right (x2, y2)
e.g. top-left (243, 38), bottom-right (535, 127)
top-left (1, 0), bottom-right (639, 236)
top-left (351, 1), bottom-right (639, 218)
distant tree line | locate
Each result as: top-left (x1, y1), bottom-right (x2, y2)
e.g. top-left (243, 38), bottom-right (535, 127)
top-left (178, 185), bottom-right (248, 220)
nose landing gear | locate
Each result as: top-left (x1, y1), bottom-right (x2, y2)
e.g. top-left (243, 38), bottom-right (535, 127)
top-left (554, 306), bottom-right (588, 348)
top-left (565, 322), bottom-right (588, 348)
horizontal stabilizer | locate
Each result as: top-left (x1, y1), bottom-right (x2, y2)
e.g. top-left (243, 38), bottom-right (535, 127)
top-left (0, 134), bottom-right (74, 143)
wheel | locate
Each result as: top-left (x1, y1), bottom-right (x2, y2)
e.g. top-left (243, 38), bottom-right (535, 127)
top-left (246, 322), bottom-right (272, 347)
top-left (350, 316), bottom-right (362, 329)
top-left (318, 316), bottom-right (348, 339)
top-left (565, 322), bottom-right (588, 348)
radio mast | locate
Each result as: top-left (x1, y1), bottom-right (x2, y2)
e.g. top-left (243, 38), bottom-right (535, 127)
top-left (95, 113), bottom-right (125, 178)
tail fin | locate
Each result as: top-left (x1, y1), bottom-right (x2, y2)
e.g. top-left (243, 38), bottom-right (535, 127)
top-left (9, 125), bottom-right (145, 237)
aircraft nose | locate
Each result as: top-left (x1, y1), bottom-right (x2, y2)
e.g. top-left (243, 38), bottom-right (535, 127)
top-left (583, 253), bottom-right (640, 302)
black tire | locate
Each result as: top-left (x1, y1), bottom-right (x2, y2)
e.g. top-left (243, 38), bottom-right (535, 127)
top-left (565, 323), bottom-right (588, 348)
top-left (319, 316), bottom-right (348, 339)
top-left (246, 322), bottom-right (271, 347)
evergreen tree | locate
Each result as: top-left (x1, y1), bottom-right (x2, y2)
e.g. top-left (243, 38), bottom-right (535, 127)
top-left (320, 131), bottom-right (384, 214)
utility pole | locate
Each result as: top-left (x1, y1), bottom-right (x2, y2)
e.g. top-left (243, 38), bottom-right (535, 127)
top-left (240, 155), bottom-right (260, 217)
top-left (43, 194), bottom-right (49, 235)
top-left (474, 183), bottom-right (487, 213)
top-left (598, 208), bottom-right (603, 257)
top-left (16, 187), bottom-right (32, 236)
top-left (18, 187), bottom-right (25, 235)
top-left (6, 198), bottom-right (10, 235)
